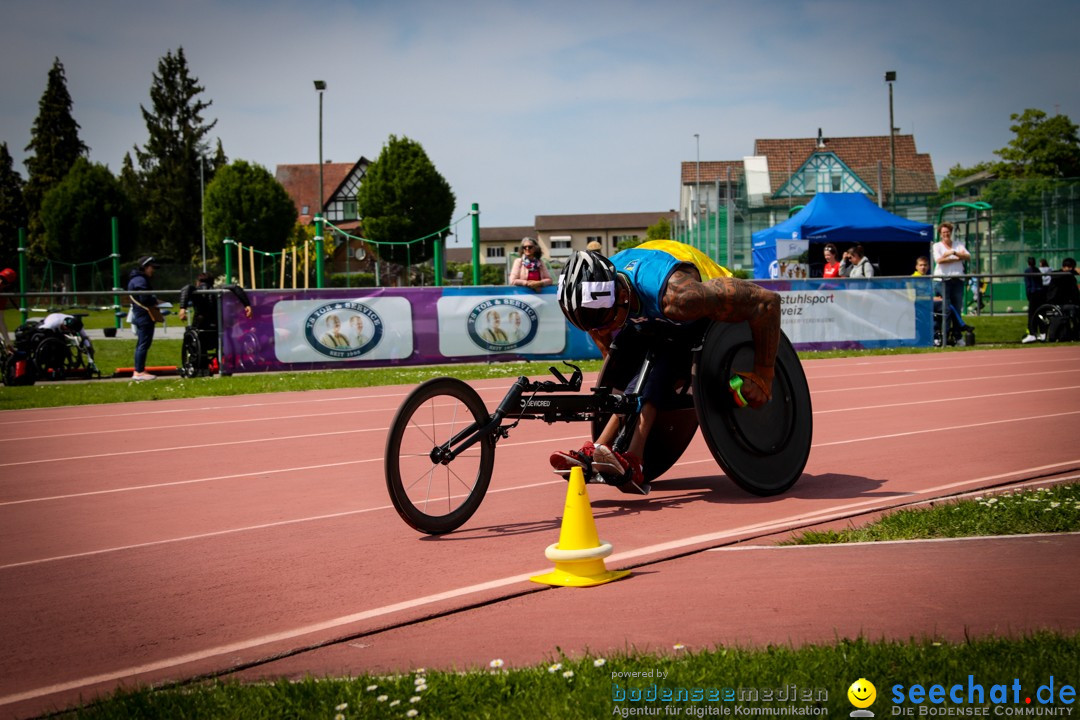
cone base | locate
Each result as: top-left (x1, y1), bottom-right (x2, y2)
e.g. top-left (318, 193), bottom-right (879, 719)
top-left (530, 559), bottom-right (631, 588)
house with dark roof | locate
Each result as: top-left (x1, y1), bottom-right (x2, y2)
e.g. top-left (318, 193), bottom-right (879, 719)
top-left (680, 131), bottom-right (938, 226)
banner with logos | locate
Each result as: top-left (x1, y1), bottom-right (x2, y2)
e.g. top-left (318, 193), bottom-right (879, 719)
top-left (216, 279), bottom-right (932, 374)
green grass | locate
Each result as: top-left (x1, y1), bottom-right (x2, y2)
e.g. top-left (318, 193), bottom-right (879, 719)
top-left (787, 483), bottom-right (1080, 544)
top-left (58, 633), bottom-right (1080, 718)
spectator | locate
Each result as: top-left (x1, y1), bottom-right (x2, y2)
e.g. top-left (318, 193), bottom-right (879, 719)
top-left (822, 244), bottom-right (842, 278)
top-left (841, 244), bottom-right (875, 278)
top-left (1046, 257), bottom-right (1080, 308)
top-left (1022, 257), bottom-right (1045, 343)
top-left (912, 256), bottom-right (931, 276)
top-left (509, 238), bottom-right (553, 291)
top-left (932, 222), bottom-right (973, 340)
top-left (126, 256), bottom-right (161, 381)
top-left (586, 240), bottom-right (604, 254)
top-left (178, 273), bottom-right (253, 327)
top-left (1040, 258), bottom-right (1053, 287)
top-left (0, 267), bottom-right (15, 345)
top-left (40, 312), bottom-right (96, 369)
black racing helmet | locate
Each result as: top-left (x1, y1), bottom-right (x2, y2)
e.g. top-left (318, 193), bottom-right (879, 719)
top-left (61, 316), bottom-right (83, 334)
top-left (557, 251), bottom-right (622, 331)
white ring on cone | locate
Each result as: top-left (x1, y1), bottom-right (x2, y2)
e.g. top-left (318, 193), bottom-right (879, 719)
top-left (544, 541), bottom-right (614, 562)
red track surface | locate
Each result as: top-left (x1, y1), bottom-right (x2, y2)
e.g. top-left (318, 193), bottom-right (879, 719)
top-left (1, 346), bottom-right (1079, 718)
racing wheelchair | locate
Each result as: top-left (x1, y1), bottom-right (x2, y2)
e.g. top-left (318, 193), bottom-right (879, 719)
top-left (384, 320), bottom-right (813, 535)
top-left (11, 318), bottom-right (99, 381)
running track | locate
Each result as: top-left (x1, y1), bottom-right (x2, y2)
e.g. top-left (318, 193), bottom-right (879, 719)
top-left (1, 346), bottom-right (1079, 718)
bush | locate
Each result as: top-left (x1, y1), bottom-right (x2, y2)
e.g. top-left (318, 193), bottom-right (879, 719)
top-left (329, 272), bottom-right (376, 288)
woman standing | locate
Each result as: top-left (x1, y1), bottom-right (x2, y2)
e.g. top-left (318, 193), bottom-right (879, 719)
top-left (508, 238), bottom-right (553, 291)
top-left (932, 221), bottom-right (972, 340)
top-left (822, 244), bottom-right (841, 278)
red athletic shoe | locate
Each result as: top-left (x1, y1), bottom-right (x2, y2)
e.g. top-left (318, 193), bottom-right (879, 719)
top-left (591, 444), bottom-right (649, 495)
top-left (549, 441), bottom-right (595, 477)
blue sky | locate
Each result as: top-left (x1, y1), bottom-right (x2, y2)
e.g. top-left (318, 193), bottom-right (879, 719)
top-left (2, 0), bottom-right (1078, 235)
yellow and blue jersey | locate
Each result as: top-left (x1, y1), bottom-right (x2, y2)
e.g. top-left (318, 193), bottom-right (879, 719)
top-left (608, 240), bottom-right (731, 322)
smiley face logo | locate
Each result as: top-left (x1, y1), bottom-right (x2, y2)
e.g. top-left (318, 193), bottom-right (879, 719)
top-left (848, 678), bottom-right (876, 708)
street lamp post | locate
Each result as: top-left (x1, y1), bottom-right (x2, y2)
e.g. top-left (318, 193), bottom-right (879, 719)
top-left (313, 80), bottom-right (327, 288)
top-left (885, 71), bottom-right (897, 212)
top-left (694, 133), bottom-right (701, 248)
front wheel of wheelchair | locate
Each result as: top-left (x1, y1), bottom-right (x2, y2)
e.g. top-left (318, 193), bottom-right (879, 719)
top-left (385, 377), bottom-right (496, 534)
top-left (692, 322), bottom-right (813, 496)
top-left (180, 329), bottom-right (202, 378)
top-left (1033, 304), bottom-right (1062, 341)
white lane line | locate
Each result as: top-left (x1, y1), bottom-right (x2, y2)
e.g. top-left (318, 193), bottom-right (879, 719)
top-left (3, 459), bottom-right (1076, 710)
top-left (0, 434), bottom-right (579, 507)
top-left (711, 531), bottom-right (1080, 551)
top-left (814, 385), bottom-right (1080, 413)
top-left (0, 407), bottom-right (403, 443)
top-left (0, 473), bottom-right (565, 571)
top-left (811, 410), bottom-right (1080, 447)
top-left (812, 370), bottom-right (1080, 394)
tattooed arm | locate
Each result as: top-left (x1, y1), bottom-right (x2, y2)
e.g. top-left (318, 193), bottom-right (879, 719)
top-left (660, 269), bottom-right (781, 404)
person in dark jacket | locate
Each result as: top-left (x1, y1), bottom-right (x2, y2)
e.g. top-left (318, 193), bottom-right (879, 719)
top-left (1022, 257), bottom-right (1045, 343)
top-left (127, 256), bottom-right (161, 380)
top-left (177, 273), bottom-right (253, 330)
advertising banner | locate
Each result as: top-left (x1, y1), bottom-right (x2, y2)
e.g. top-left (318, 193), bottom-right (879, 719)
top-left (436, 294), bottom-right (567, 357)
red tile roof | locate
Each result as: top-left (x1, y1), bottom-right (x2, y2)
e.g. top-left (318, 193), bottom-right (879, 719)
top-left (680, 134), bottom-right (938, 197)
top-left (275, 162), bottom-right (357, 225)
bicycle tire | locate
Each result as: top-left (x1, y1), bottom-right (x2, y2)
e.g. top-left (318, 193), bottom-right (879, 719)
top-left (385, 377), bottom-right (495, 534)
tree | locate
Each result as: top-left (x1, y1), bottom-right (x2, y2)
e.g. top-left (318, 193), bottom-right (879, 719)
top-left (203, 160), bottom-right (297, 265)
top-left (39, 157), bottom-right (135, 263)
top-left (0, 142), bottom-right (27, 261)
top-left (994, 109), bottom-right (1080, 178)
top-left (134, 47), bottom-right (218, 263)
top-left (355, 135), bottom-right (455, 268)
top-left (23, 58), bottom-right (88, 259)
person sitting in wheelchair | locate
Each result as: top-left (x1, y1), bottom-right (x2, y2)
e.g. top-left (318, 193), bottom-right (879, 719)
top-left (550, 241), bottom-right (781, 495)
top-left (40, 313), bottom-right (97, 372)
top-left (177, 273), bottom-right (253, 372)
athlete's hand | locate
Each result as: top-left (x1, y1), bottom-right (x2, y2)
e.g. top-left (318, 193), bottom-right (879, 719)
top-left (733, 371), bottom-right (772, 409)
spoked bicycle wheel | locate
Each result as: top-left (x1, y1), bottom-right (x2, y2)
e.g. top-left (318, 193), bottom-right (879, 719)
top-left (385, 377), bottom-right (496, 534)
top-left (180, 329), bottom-right (201, 378)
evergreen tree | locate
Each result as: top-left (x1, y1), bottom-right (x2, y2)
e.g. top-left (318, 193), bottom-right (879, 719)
top-left (119, 152), bottom-right (144, 252)
top-left (23, 58), bottom-right (88, 259)
top-left (0, 142), bottom-right (28, 262)
top-left (134, 47), bottom-right (218, 263)
top-left (356, 135), bottom-right (455, 269)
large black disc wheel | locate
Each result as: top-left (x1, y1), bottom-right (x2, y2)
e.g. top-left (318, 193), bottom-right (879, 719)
top-left (385, 377), bottom-right (496, 534)
top-left (692, 322), bottom-right (813, 496)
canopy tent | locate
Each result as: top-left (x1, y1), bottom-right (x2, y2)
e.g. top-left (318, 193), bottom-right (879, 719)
top-left (752, 193), bottom-right (934, 278)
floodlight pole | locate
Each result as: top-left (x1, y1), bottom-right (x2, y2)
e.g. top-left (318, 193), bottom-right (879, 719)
top-left (694, 133), bottom-right (701, 248)
top-left (314, 80), bottom-right (327, 288)
top-left (886, 71), bottom-right (897, 213)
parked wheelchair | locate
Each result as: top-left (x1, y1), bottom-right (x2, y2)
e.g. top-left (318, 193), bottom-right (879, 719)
top-left (179, 325), bottom-right (220, 378)
top-left (10, 318), bottom-right (100, 381)
top-left (1032, 304), bottom-right (1080, 342)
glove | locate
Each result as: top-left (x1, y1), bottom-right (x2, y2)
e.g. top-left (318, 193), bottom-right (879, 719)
top-left (729, 371), bottom-right (772, 409)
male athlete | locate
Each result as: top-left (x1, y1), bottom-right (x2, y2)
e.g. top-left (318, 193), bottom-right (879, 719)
top-left (551, 240), bottom-right (781, 494)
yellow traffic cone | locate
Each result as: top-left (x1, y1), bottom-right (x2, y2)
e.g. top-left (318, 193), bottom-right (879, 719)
top-left (530, 466), bottom-right (631, 587)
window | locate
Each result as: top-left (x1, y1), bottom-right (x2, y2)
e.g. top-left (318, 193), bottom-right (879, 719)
top-left (302, 205), bottom-right (310, 215)
top-left (586, 235), bottom-right (602, 245)
top-left (486, 246), bottom-right (505, 259)
top-left (831, 172), bottom-right (842, 192)
top-left (551, 239), bottom-right (572, 250)
top-left (612, 234), bottom-right (639, 245)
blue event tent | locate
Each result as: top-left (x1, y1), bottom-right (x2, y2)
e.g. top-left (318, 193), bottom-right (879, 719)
top-left (751, 193), bottom-right (933, 278)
